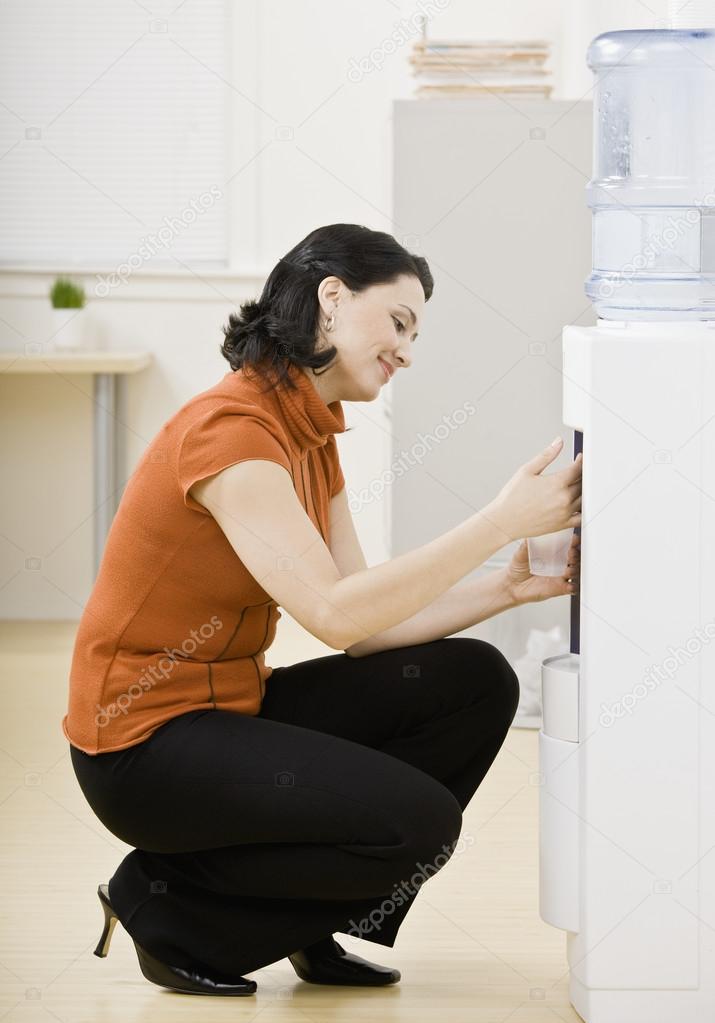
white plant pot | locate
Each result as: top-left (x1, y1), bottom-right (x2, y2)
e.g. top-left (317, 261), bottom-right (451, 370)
top-left (51, 306), bottom-right (86, 349)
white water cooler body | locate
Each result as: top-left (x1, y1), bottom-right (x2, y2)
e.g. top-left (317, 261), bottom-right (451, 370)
top-left (540, 321), bottom-right (715, 1022)
top-left (538, 24), bottom-right (715, 1023)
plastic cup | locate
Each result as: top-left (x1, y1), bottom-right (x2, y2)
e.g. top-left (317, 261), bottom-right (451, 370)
top-left (526, 528), bottom-right (575, 577)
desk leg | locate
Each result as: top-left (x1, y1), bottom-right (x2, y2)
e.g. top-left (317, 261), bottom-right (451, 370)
top-left (93, 373), bottom-right (117, 578)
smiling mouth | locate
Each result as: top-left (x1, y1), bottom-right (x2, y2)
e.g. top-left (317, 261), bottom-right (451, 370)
top-left (378, 358), bottom-right (393, 381)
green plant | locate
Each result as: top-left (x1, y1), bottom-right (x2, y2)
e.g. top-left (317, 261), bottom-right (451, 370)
top-left (50, 276), bottom-right (86, 309)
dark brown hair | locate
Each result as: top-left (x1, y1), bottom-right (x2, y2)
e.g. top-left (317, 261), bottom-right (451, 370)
top-left (219, 222), bottom-right (433, 394)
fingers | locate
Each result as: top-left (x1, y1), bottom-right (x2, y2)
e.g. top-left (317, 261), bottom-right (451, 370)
top-left (561, 452), bottom-right (583, 481)
top-left (526, 436), bottom-right (565, 475)
top-left (564, 547), bottom-right (580, 583)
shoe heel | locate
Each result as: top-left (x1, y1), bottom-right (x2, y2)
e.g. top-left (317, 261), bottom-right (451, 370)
top-left (92, 880), bottom-right (257, 995)
top-left (94, 883), bottom-right (119, 958)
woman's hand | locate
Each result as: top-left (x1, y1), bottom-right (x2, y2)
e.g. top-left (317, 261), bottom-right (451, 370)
top-left (505, 532), bottom-right (581, 605)
top-left (488, 438), bottom-right (582, 542)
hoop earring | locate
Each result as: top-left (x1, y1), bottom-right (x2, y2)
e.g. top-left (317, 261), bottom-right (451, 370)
top-left (325, 312), bottom-right (335, 332)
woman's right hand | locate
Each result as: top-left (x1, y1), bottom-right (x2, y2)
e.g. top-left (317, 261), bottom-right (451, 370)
top-left (487, 437), bottom-right (582, 541)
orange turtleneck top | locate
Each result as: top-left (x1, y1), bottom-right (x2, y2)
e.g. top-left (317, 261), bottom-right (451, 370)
top-left (62, 361), bottom-right (346, 755)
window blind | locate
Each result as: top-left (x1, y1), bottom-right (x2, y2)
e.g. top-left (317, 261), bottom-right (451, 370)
top-left (0, 0), bottom-right (229, 269)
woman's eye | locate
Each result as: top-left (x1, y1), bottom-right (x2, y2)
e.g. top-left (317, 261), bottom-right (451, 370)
top-left (392, 316), bottom-right (405, 332)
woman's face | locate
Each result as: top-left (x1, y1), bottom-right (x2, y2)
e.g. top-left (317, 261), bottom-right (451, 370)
top-left (309, 273), bottom-right (425, 404)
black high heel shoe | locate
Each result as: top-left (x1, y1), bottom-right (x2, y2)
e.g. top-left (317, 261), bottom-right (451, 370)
top-left (288, 935), bottom-right (401, 986)
top-left (93, 883), bottom-right (257, 996)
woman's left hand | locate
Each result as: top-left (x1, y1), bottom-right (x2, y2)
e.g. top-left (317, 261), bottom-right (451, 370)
top-left (505, 532), bottom-right (581, 605)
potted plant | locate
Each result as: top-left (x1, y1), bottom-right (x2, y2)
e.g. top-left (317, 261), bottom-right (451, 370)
top-left (50, 276), bottom-right (87, 349)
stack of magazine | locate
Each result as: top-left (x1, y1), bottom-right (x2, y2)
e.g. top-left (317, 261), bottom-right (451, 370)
top-left (409, 38), bottom-right (553, 98)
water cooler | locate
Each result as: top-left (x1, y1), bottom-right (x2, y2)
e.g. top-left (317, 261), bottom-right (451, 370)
top-left (538, 13), bottom-right (715, 1023)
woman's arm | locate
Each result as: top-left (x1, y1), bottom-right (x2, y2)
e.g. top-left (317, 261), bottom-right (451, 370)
top-left (327, 487), bottom-right (516, 655)
top-left (344, 567), bottom-right (517, 657)
top-left (190, 459), bottom-right (510, 651)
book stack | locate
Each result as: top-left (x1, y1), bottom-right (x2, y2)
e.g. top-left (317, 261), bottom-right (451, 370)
top-left (409, 38), bottom-right (553, 99)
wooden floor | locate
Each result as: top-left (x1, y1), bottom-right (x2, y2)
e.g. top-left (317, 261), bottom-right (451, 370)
top-left (0, 619), bottom-right (582, 1022)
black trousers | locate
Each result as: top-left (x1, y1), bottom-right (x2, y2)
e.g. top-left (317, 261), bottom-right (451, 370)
top-left (70, 637), bottom-right (519, 977)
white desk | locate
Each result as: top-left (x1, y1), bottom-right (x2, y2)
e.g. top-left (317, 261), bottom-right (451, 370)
top-left (0, 349), bottom-right (153, 577)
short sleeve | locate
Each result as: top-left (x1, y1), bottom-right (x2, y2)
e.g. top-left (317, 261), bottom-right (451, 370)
top-left (177, 402), bottom-right (293, 515)
top-left (325, 434), bottom-right (345, 498)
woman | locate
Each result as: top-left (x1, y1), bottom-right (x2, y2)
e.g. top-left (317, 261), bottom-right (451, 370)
top-left (64, 223), bottom-right (582, 996)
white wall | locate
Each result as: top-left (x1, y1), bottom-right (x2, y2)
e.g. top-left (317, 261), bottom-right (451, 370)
top-left (1, 0), bottom-right (670, 619)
